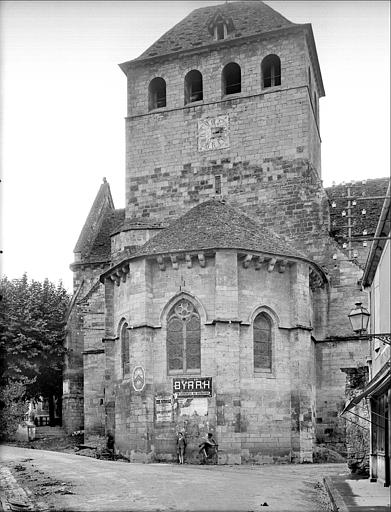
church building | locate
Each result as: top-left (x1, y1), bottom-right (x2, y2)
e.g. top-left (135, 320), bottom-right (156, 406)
top-left (63, 1), bottom-right (389, 464)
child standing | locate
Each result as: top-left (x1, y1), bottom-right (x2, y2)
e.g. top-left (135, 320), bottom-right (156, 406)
top-left (177, 432), bottom-right (187, 464)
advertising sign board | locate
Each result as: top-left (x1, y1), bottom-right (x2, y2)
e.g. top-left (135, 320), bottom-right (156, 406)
top-left (173, 377), bottom-right (212, 397)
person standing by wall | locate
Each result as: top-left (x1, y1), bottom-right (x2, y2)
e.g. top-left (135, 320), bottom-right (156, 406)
top-left (177, 432), bottom-right (187, 464)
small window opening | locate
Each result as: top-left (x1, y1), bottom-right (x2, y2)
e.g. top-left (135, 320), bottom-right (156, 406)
top-left (253, 313), bottom-right (272, 370)
top-left (184, 70), bottom-right (203, 104)
top-left (148, 77), bottom-right (166, 111)
top-left (215, 22), bottom-right (226, 40)
top-left (308, 66), bottom-right (312, 90)
top-left (121, 322), bottom-right (130, 376)
top-left (261, 55), bottom-right (281, 88)
top-left (313, 91), bottom-right (318, 122)
top-left (215, 175), bottom-right (222, 195)
top-left (222, 62), bottom-right (241, 96)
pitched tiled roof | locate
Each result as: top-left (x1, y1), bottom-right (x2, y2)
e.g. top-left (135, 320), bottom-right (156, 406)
top-left (84, 209), bottom-right (125, 263)
top-left (326, 178), bottom-right (390, 240)
top-left (74, 179), bottom-right (114, 253)
top-left (135, 198), bottom-right (309, 261)
top-left (135, 1), bottom-right (296, 61)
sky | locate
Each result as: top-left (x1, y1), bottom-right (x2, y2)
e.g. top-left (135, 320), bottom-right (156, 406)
top-left (0, 1), bottom-right (390, 292)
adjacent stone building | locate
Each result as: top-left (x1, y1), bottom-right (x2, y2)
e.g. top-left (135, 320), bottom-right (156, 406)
top-left (63, 1), bottom-right (390, 464)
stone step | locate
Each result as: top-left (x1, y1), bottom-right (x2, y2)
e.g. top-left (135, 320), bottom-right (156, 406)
top-left (34, 426), bottom-right (66, 439)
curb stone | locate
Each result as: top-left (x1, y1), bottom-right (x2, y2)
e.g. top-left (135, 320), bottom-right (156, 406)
top-left (0, 467), bottom-right (45, 512)
top-left (323, 476), bottom-right (349, 512)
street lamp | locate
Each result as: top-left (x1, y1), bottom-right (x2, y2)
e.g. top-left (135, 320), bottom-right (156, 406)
top-left (347, 302), bottom-right (391, 345)
top-left (348, 302), bottom-right (370, 334)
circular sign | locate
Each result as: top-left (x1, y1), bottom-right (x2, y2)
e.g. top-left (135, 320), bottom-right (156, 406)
top-left (132, 365), bottom-right (145, 392)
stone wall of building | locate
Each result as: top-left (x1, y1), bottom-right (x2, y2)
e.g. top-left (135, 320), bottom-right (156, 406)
top-left (125, 32), bottom-right (321, 221)
top-left (106, 252), bottom-right (320, 463)
top-left (341, 367), bottom-right (370, 475)
top-left (63, 265), bottom-right (106, 434)
top-left (315, 340), bottom-right (369, 457)
top-left (81, 281), bottom-right (107, 437)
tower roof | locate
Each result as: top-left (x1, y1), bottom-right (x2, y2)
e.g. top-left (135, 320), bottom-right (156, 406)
top-left (73, 179), bottom-right (124, 264)
top-left (133, 1), bottom-right (296, 62)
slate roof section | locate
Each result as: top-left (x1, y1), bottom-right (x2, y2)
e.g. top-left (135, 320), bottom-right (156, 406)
top-left (135, 198), bottom-right (309, 261)
top-left (326, 178), bottom-right (390, 241)
top-left (86, 208), bottom-right (125, 263)
top-left (74, 179), bottom-right (115, 254)
top-left (134, 1), bottom-right (296, 61)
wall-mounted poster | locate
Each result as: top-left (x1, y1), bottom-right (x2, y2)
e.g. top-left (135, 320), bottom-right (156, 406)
top-left (155, 396), bottom-right (172, 423)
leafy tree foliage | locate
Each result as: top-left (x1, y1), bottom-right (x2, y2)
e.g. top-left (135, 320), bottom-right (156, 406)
top-left (0, 274), bottom-right (69, 431)
top-left (0, 380), bottom-right (29, 440)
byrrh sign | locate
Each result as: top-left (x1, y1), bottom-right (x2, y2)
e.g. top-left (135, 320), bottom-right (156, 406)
top-left (173, 377), bottom-right (212, 397)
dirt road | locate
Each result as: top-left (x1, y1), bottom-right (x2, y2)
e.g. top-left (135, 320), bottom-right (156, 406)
top-left (0, 445), bottom-right (345, 511)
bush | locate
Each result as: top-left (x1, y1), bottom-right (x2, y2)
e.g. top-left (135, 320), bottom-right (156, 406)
top-left (0, 380), bottom-right (28, 440)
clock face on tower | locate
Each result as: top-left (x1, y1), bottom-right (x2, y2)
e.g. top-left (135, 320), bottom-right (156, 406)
top-left (198, 115), bottom-right (229, 152)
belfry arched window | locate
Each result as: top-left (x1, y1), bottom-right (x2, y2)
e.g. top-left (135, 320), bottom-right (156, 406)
top-left (222, 62), bottom-right (241, 96)
top-left (261, 55), bottom-right (281, 88)
top-left (253, 313), bottom-right (272, 370)
top-left (121, 322), bottom-right (130, 376)
top-left (148, 77), bottom-right (166, 110)
top-left (167, 299), bottom-right (201, 374)
top-left (184, 70), bottom-right (203, 104)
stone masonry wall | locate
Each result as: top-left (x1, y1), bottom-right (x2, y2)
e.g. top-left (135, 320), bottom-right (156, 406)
top-left (315, 339), bottom-right (369, 457)
top-left (64, 265), bottom-right (106, 434)
top-left (109, 252), bottom-right (318, 463)
top-left (125, 31), bottom-right (321, 221)
top-left (72, 266), bottom-right (108, 437)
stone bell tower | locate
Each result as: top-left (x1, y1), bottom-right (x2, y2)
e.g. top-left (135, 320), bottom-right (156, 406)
top-left (119, 0), bottom-right (326, 247)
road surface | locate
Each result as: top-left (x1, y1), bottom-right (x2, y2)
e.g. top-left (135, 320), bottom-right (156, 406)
top-left (0, 445), bottom-right (346, 511)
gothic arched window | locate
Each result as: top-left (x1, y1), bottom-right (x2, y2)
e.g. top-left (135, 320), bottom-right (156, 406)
top-left (253, 313), bottom-right (272, 370)
top-left (167, 299), bottom-right (201, 374)
top-left (148, 77), bottom-right (166, 110)
top-left (261, 55), bottom-right (281, 88)
top-left (121, 322), bottom-right (130, 376)
top-left (184, 70), bottom-right (203, 104)
top-left (222, 62), bottom-right (241, 96)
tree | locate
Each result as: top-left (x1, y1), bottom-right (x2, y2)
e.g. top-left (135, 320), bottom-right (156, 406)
top-left (0, 274), bottom-right (69, 431)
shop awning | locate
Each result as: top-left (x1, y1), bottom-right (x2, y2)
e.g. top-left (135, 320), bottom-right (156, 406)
top-left (341, 363), bottom-right (390, 415)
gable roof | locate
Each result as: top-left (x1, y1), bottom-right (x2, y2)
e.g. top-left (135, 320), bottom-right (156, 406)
top-left (125, 1), bottom-right (296, 63)
top-left (135, 198), bottom-right (308, 261)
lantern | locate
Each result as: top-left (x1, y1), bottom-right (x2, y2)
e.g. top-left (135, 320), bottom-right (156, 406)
top-left (348, 302), bottom-right (370, 334)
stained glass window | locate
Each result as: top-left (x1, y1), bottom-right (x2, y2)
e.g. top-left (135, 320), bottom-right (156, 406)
top-left (167, 300), bottom-right (200, 373)
top-left (253, 313), bottom-right (272, 370)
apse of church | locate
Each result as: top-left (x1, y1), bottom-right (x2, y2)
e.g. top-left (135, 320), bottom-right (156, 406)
top-left (63, 1), bottom-right (386, 464)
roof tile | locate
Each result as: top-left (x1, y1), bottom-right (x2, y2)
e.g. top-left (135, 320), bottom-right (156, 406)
top-left (135, 1), bottom-right (296, 62)
top-left (135, 198), bottom-right (309, 261)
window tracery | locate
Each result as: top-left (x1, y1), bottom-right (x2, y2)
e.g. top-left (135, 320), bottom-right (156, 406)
top-left (167, 299), bottom-right (201, 373)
